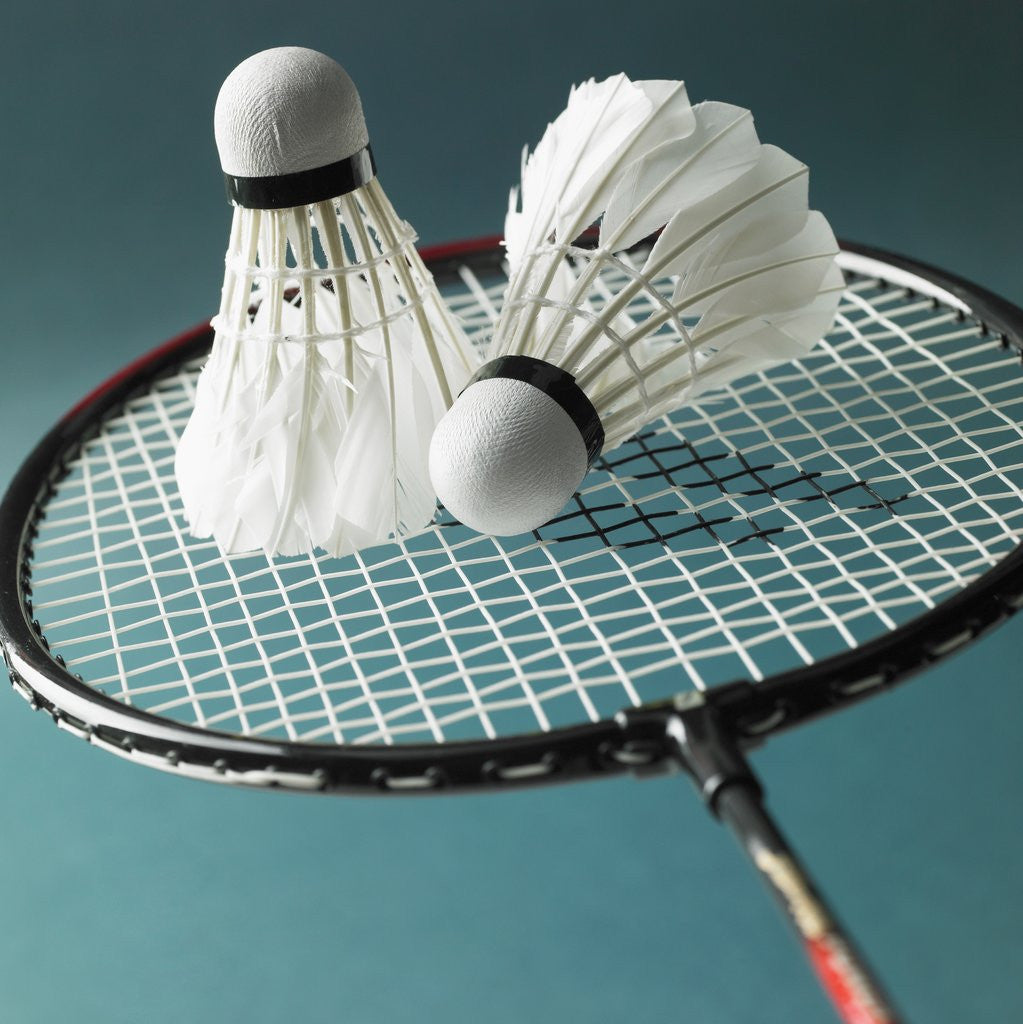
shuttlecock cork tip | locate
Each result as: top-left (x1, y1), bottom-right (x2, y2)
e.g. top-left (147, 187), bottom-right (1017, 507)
top-left (215, 46), bottom-right (374, 209)
top-left (429, 358), bottom-right (604, 537)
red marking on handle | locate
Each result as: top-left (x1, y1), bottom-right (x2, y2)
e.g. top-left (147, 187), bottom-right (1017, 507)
top-left (806, 936), bottom-right (897, 1024)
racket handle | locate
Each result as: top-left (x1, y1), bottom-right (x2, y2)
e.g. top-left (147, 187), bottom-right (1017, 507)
top-left (715, 784), bottom-right (902, 1024)
top-left (658, 704), bottom-right (902, 1024)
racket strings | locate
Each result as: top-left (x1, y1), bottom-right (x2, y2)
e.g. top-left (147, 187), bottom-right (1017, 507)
top-left (24, 252), bottom-right (1023, 746)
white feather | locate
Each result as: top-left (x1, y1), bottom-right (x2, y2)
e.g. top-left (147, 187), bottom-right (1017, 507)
top-left (176, 180), bottom-right (478, 559)
top-left (498, 76), bottom-right (703, 361)
top-left (679, 210), bottom-right (838, 323)
top-left (233, 306), bottom-right (350, 556)
top-left (600, 101), bottom-right (760, 254)
top-left (332, 347), bottom-right (439, 542)
top-left (327, 266), bottom-right (459, 549)
top-left (646, 144), bottom-right (811, 283)
top-left (503, 74), bottom-right (679, 272)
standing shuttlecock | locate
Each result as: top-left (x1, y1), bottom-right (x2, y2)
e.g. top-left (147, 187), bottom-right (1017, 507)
top-left (175, 46), bottom-right (477, 557)
top-left (429, 74), bottom-right (843, 536)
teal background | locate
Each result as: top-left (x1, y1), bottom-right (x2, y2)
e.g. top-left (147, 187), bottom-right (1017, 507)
top-left (2, 1), bottom-right (1022, 1021)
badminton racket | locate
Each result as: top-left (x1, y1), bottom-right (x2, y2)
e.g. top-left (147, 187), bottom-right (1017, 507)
top-left (3, 236), bottom-right (1022, 1023)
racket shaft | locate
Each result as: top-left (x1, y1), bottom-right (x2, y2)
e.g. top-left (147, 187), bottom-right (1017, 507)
top-left (715, 784), bottom-right (901, 1024)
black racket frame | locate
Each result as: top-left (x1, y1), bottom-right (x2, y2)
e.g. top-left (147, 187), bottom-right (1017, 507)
top-left (1, 239), bottom-right (1021, 797)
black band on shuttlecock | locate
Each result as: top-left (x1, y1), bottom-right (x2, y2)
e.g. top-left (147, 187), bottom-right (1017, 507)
top-left (465, 356), bottom-right (604, 466)
top-left (223, 146), bottom-right (377, 210)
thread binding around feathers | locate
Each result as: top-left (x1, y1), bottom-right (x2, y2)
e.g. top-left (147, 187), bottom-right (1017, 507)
top-left (464, 356), bottom-right (605, 466)
top-left (225, 146), bottom-right (376, 209)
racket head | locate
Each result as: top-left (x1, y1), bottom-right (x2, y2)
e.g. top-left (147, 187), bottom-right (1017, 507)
top-left (2, 238), bottom-right (1022, 793)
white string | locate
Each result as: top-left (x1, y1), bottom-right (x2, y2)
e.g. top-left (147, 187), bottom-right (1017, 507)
top-left (27, 247), bottom-right (1023, 745)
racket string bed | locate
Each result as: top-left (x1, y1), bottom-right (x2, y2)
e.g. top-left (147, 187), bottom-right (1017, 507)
top-left (17, 252), bottom-right (1023, 755)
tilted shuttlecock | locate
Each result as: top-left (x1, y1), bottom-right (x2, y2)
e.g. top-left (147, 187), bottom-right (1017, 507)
top-left (175, 47), bottom-right (477, 557)
top-left (430, 74), bottom-right (843, 536)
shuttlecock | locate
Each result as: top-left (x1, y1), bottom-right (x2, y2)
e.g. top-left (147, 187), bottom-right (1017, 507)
top-left (430, 74), bottom-right (843, 536)
top-left (175, 46), bottom-right (477, 557)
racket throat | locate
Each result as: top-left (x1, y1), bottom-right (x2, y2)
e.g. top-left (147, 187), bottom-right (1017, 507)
top-left (614, 692), bottom-right (761, 798)
top-left (618, 698), bottom-right (903, 1024)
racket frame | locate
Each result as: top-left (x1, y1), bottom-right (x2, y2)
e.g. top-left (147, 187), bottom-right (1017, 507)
top-left (1, 240), bottom-right (1022, 795)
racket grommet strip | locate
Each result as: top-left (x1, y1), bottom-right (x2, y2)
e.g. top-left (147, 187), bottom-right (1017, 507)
top-left (54, 712), bottom-right (92, 742)
top-left (736, 704), bottom-right (789, 738)
top-left (832, 672), bottom-right (889, 698)
top-left (925, 627), bottom-right (977, 659)
top-left (598, 739), bottom-right (671, 775)
top-left (370, 766), bottom-right (447, 792)
top-left (7, 669), bottom-right (37, 707)
top-left (483, 751), bottom-right (562, 784)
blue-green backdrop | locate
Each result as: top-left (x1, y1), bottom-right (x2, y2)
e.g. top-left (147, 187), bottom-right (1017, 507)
top-left (2, 2), bottom-right (1021, 1021)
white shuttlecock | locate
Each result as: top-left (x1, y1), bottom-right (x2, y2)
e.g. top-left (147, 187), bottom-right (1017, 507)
top-left (175, 46), bottom-right (477, 557)
top-left (430, 74), bottom-right (843, 537)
